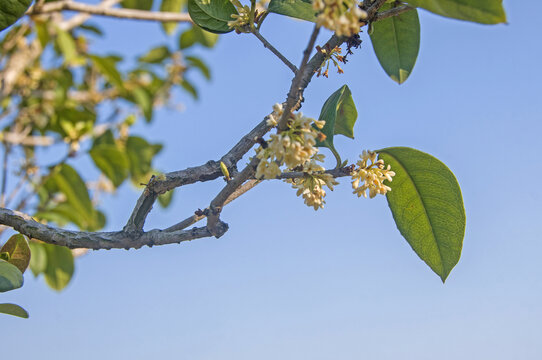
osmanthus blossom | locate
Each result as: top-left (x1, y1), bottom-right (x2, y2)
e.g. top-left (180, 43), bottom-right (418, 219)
top-left (351, 150), bottom-right (395, 198)
top-left (313, 0), bottom-right (367, 37)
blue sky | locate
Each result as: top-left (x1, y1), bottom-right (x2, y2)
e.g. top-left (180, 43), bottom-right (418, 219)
top-left (3, 0), bottom-right (542, 359)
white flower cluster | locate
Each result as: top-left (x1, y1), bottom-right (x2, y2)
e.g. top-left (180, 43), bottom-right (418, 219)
top-left (313, 0), bottom-right (367, 37)
top-left (351, 150), bottom-right (395, 198)
top-left (228, 0), bottom-right (251, 31)
top-left (255, 104), bottom-right (325, 180)
top-left (286, 157), bottom-right (338, 210)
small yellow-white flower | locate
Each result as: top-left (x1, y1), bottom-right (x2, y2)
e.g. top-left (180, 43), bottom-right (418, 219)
top-left (351, 150), bottom-right (395, 198)
top-left (313, 0), bottom-right (367, 37)
top-left (286, 158), bottom-right (338, 210)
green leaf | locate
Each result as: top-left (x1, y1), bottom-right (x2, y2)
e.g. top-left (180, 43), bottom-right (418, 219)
top-left (0, 234), bottom-right (30, 273)
top-left (158, 189), bottom-right (174, 208)
top-left (187, 0), bottom-right (237, 34)
top-left (268, 0), bottom-right (316, 22)
top-left (35, 21), bottom-right (51, 48)
top-left (0, 303), bottom-right (29, 318)
top-left (89, 55), bottom-right (124, 89)
top-left (132, 86), bottom-right (153, 122)
top-left (404, 0), bottom-right (506, 24)
top-left (138, 45), bottom-right (172, 64)
top-left (186, 55), bottom-right (211, 80)
top-left (377, 147), bottom-right (466, 282)
top-left (179, 26), bottom-right (219, 49)
top-left (315, 85), bottom-right (357, 167)
top-left (93, 129), bottom-right (116, 147)
top-left (126, 136), bottom-right (163, 183)
top-left (370, 4), bottom-right (420, 84)
top-left (0, 0), bottom-right (32, 32)
top-left (160, 0), bottom-right (186, 34)
top-left (29, 242), bottom-right (47, 277)
top-left (55, 28), bottom-right (78, 65)
top-left (0, 259), bottom-right (23, 292)
top-left (45, 164), bottom-right (96, 229)
top-left (181, 79), bottom-right (198, 99)
top-left (122, 0), bottom-right (153, 10)
top-left (90, 144), bottom-right (130, 187)
top-left (43, 244), bottom-right (74, 292)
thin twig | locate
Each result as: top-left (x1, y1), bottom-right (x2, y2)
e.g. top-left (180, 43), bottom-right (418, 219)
top-left (252, 29), bottom-right (298, 73)
top-left (0, 144), bottom-right (9, 207)
top-left (373, 4), bottom-right (414, 21)
top-left (28, 0), bottom-right (193, 23)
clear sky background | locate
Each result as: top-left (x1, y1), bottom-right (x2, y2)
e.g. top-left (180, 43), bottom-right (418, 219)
top-left (3, 0), bottom-right (542, 359)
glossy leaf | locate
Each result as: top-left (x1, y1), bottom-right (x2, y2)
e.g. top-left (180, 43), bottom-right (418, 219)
top-left (0, 303), bottom-right (29, 318)
top-left (378, 147), bottom-right (466, 282)
top-left (122, 0), bottom-right (153, 10)
top-left (0, 259), bottom-right (23, 292)
top-left (0, 234), bottom-right (30, 273)
top-left (43, 244), bottom-right (74, 292)
top-left (405, 0), bottom-right (506, 24)
top-left (370, 3), bottom-right (420, 84)
top-left (315, 85), bottom-right (357, 167)
top-left (90, 144), bottom-right (130, 187)
top-left (138, 45), bottom-right (171, 64)
top-left (268, 0), bottom-right (316, 22)
top-left (160, 0), bottom-right (185, 34)
top-left (187, 0), bottom-right (237, 34)
top-left (186, 55), bottom-right (211, 80)
top-left (29, 242), bottom-right (47, 277)
top-left (0, 0), bottom-right (32, 32)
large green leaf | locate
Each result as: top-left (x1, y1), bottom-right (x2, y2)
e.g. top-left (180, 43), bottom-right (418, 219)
top-left (378, 147), bottom-right (465, 282)
top-left (90, 144), bottom-right (130, 187)
top-left (0, 259), bottom-right (23, 292)
top-left (43, 244), bottom-right (74, 292)
top-left (0, 234), bottom-right (30, 273)
top-left (122, 0), bottom-right (153, 10)
top-left (29, 242), bottom-right (47, 277)
top-left (315, 85), bottom-right (357, 167)
top-left (268, 0), bottom-right (316, 22)
top-left (370, 3), bottom-right (420, 84)
top-left (160, 0), bottom-right (186, 34)
top-left (405, 0), bottom-right (506, 24)
top-left (179, 26), bottom-right (219, 49)
top-left (0, 0), bottom-right (33, 32)
top-left (0, 303), bottom-right (29, 318)
top-left (187, 0), bottom-right (237, 34)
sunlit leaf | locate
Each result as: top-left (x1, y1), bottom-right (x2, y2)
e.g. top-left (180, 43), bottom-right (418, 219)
top-left (378, 147), bottom-right (466, 282)
top-left (160, 0), bottom-right (186, 34)
top-left (89, 54), bottom-right (124, 88)
top-left (0, 234), bottom-right (30, 273)
top-left (179, 26), bottom-right (219, 49)
top-left (126, 136), bottom-right (163, 183)
top-left (29, 242), bottom-right (47, 277)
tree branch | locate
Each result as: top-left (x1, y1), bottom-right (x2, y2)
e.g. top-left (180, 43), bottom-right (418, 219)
top-left (28, 0), bottom-right (193, 23)
top-left (373, 4), bottom-right (414, 21)
top-left (251, 29), bottom-right (298, 74)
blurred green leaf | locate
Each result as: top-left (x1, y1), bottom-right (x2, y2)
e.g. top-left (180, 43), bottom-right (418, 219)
top-left (138, 45), bottom-right (172, 64)
top-left (122, 0), bottom-right (153, 10)
top-left (89, 55), bottom-right (124, 88)
top-left (90, 144), bottom-right (130, 187)
top-left (0, 259), bottom-right (23, 293)
top-left (268, 0), bottom-right (316, 22)
top-left (179, 26), bottom-right (219, 49)
top-left (29, 242), bottom-right (47, 277)
top-left (186, 55), bottom-right (211, 80)
top-left (132, 86), bottom-right (153, 122)
top-left (0, 234), bottom-right (30, 273)
top-left (187, 0), bottom-right (237, 34)
top-left (0, 0), bottom-right (32, 32)
top-left (405, 0), bottom-right (506, 24)
top-left (43, 244), bottom-right (74, 292)
top-left (158, 189), bottom-right (174, 208)
top-left (181, 79), bottom-right (198, 99)
top-left (315, 85), bottom-right (357, 167)
top-left (370, 4), bottom-right (420, 84)
top-left (378, 147), bottom-right (466, 282)
top-left (0, 303), bottom-right (29, 318)
top-left (160, 0), bottom-right (186, 34)
top-left (126, 136), bottom-right (163, 183)
top-left (55, 28), bottom-right (78, 65)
